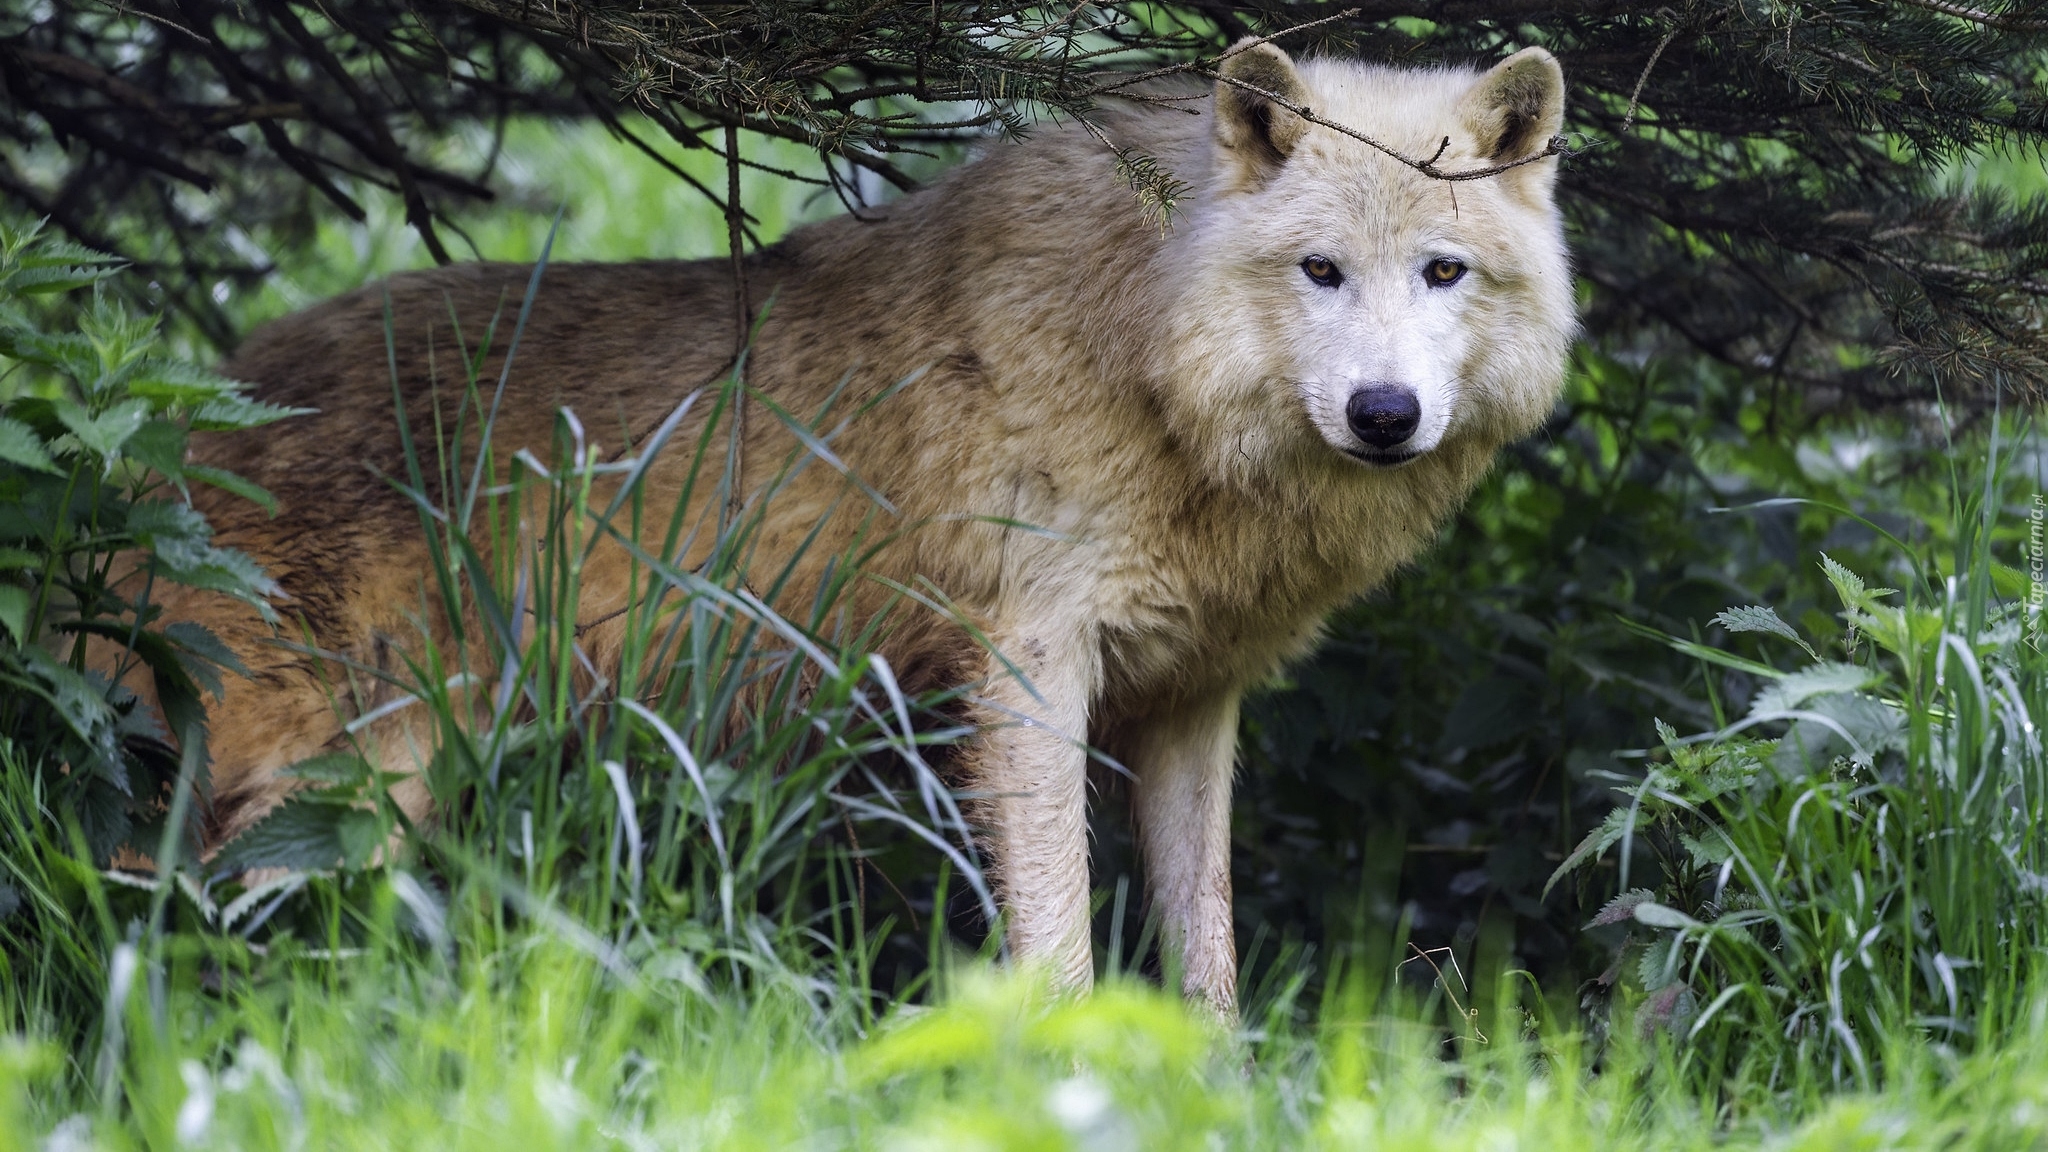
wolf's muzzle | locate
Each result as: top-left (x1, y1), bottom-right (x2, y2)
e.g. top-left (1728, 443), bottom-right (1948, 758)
top-left (1345, 385), bottom-right (1421, 450)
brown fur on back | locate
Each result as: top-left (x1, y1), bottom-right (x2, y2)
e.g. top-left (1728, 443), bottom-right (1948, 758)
top-left (177, 111), bottom-right (1184, 841)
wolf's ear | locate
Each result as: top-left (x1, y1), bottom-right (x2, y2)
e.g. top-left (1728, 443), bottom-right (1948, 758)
top-left (1213, 39), bottom-right (1310, 183)
top-left (1460, 47), bottom-right (1565, 163)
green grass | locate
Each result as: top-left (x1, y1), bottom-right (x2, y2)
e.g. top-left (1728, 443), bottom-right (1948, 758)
top-left (8, 928), bottom-right (2048, 1150)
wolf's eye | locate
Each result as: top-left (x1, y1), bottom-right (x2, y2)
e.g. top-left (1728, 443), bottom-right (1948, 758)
top-left (1301, 255), bottom-right (1343, 288)
top-left (1426, 259), bottom-right (1468, 287)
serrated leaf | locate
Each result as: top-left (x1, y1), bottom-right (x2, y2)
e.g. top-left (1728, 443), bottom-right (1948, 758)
top-left (183, 465), bottom-right (277, 515)
top-left (1588, 888), bottom-right (1658, 927)
top-left (1639, 982), bottom-right (1698, 1036)
top-left (1637, 932), bottom-right (1685, 990)
top-left (212, 798), bottom-right (355, 873)
top-left (149, 542), bottom-right (278, 602)
top-left (1544, 807), bottom-right (1635, 896)
top-left (56, 397), bottom-right (150, 460)
top-left (283, 752), bottom-right (371, 786)
top-left (127, 499), bottom-right (279, 601)
top-left (163, 620), bottom-right (250, 683)
top-left (18, 645), bottom-right (117, 754)
top-left (3, 266), bottom-right (117, 295)
top-left (122, 357), bottom-right (240, 406)
top-left (337, 809), bottom-right (385, 867)
top-left (57, 619), bottom-right (212, 739)
top-left (219, 871), bottom-right (308, 932)
top-left (1712, 605), bottom-right (1818, 659)
top-left (0, 584), bottom-right (29, 643)
top-left (189, 395), bottom-right (314, 432)
top-left (0, 326), bottom-right (85, 374)
top-left (1633, 901), bottom-right (1702, 931)
top-left (120, 419), bottom-right (188, 480)
top-left (1653, 718), bottom-right (1681, 750)
top-left (1771, 691), bottom-right (1905, 773)
top-left (0, 414), bottom-right (59, 474)
top-left (1680, 831), bottom-right (1734, 867)
top-left (1820, 554), bottom-right (1896, 612)
top-left (1750, 662), bottom-right (1883, 717)
top-left (1820, 554), bottom-right (1865, 604)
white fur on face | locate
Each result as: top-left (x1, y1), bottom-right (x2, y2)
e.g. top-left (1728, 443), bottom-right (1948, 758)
top-left (1278, 192), bottom-right (1479, 459)
top-left (1164, 59), bottom-right (1574, 483)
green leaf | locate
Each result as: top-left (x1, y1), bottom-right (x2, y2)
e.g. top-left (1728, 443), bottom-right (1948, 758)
top-left (17, 646), bottom-right (118, 760)
top-left (122, 358), bottom-right (240, 406)
top-left (1637, 933), bottom-right (1686, 991)
top-left (1750, 662), bottom-right (1883, 717)
top-left (120, 419), bottom-right (189, 480)
top-left (0, 220), bottom-right (122, 297)
top-left (211, 798), bottom-right (355, 873)
top-left (1819, 554), bottom-right (1897, 612)
top-left (1639, 982), bottom-right (1698, 1034)
top-left (1711, 605), bottom-right (1818, 660)
top-left (0, 396), bottom-right (62, 442)
top-left (127, 499), bottom-right (279, 602)
top-left (337, 809), bottom-right (385, 867)
top-left (182, 465), bottom-right (277, 515)
top-left (0, 584), bottom-right (29, 644)
top-left (189, 395), bottom-right (314, 432)
top-left (1588, 888), bottom-right (1658, 928)
top-left (283, 753), bottom-right (372, 786)
top-left (0, 415), bottom-right (59, 474)
top-left (1633, 901), bottom-right (1702, 931)
top-left (54, 617), bottom-right (214, 734)
top-left (1616, 616), bottom-right (1787, 679)
top-left (1, 264), bottom-right (118, 295)
top-left (163, 620), bottom-right (251, 683)
top-left (74, 297), bottom-right (157, 396)
top-left (1679, 831), bottom-right (1734, 867)
top-left (1, 328), bottom-right (96, 379)
top-left (1544, 806), bottom-right (1636, 896)
top-left (56, 396), bottom-right (150, 460)
top-left (1771, 692), bottom-right (1906, 773)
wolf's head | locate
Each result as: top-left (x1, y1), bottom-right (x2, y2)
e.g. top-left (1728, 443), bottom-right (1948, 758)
top-left (1160, 42), bottom-right (1574, 485)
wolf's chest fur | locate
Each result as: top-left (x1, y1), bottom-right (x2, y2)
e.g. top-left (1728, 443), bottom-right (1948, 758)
top-left (883, 355), bottom-right (1487, 718)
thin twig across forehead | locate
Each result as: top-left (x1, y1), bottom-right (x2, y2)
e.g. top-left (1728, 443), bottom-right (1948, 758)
top-left (1204, 72), bottom-right (1581, 184)
top-left (1082, 10), bottom-right (1580, 184)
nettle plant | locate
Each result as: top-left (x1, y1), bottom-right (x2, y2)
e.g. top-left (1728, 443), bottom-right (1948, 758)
top-left (0, 219), bottom-right (296, 865)
top-left (1552, 488), bottom-right (2047, 1088)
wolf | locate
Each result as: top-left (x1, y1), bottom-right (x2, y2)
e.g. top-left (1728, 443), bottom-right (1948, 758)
top-left (153, 40), bottom-right (1573, 1015)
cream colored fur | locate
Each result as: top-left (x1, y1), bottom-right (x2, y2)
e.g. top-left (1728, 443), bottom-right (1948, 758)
top-left (147, 42), bottom-right (1574, 1017)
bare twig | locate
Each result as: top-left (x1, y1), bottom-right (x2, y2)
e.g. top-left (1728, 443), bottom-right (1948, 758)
top-left (723, 120), bottom-right (751, 528)
top-left (1402, 944), bottom-right (1490, 1046)
top-left (1620, 15), bottom-right (1682, 135)
top-left (1891, 0), bottom-right (2048, 31)
top-left (1209, 71), bottom-right (1580, 181)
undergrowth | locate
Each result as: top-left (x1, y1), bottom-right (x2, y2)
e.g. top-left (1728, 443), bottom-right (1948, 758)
top-left (1549, 415), bottom-right (2048, 1099)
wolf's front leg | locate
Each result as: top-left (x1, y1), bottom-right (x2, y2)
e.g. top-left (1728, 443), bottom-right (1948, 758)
top-left (974, 624), bottom-right (1099, 993)
top-left (1129, 690), bottom-right (1242, 1017)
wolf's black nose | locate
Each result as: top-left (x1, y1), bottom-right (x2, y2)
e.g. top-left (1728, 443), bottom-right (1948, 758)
top-left (1346, 385), bottom-right (1421, 449)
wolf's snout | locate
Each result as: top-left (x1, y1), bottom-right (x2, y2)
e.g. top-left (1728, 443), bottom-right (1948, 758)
top-left (1345, 385), bottom-right (1421, 449)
